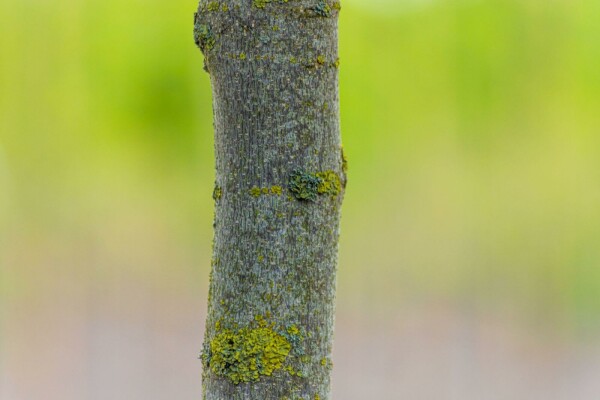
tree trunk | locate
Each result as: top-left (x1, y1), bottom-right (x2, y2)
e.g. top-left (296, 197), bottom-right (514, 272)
top-left (194, 1), bottom-right (345, 399)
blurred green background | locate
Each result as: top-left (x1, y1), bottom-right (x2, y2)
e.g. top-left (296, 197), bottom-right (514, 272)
top-left (2, 0), bottom-right (600, 398)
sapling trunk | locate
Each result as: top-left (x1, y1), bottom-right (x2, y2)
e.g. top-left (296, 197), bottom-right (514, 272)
top-left (194, 1), bottom-right (345, 398)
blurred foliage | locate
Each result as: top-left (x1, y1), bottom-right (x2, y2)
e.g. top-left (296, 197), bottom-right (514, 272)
top-left (1, 0), bottom-right (600, 335)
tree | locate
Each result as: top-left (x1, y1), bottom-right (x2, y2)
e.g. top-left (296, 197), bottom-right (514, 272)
top-left (194, 1), bottom-right (345, 399)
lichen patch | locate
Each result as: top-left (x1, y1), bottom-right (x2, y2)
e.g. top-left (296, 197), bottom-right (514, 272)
top-left (289, 169), bottom-right (341, 201)
top-left (206, 327), bottom-right (292, 384)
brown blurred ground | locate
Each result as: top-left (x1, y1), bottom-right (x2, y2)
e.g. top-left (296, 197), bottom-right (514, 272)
top-left (3, 295), bottom-right (600, 399)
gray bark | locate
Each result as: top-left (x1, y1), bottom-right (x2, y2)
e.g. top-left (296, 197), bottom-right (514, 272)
top-left (194, 1), bottom-right (345, 399)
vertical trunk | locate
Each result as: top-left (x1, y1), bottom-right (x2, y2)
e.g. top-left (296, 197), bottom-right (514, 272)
top-left (194, 1), bottom-right (344, 399)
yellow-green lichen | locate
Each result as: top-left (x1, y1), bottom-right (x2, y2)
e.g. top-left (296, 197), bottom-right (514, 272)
top-left (341, 146), bottom-right (348, 174)
top-left (206, 1), bottom-right (220, 11)
top-left (281, 323), bottom-right (305, 355)
top-left (253, 0), bottom-right (270, 8)
top-left (332, 57), bottom-right (340, 69)
top-left (207, 327), bottom-right (291, 384)
top-left (316, 170), bottom-right (341, 196)
top-left (213, 185), bottom-right (222, 200)
top-left (284, 365), bottom-right (303, 377)
top-left (253, 0), bottom-right (289, 7)
top-left (249, 186), bottom-right (262, 197)
top-left (316, 55), bottom-right (326, 65)
top-left (289, 169), bottom-right (342, 201)
top-left (249, 186), bottom-right (283, 197)
top-left (286, 324), bottom-right (300, 336)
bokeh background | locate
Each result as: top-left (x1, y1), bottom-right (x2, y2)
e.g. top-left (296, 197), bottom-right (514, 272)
top-left (2, 0), bottom-right (600, 398)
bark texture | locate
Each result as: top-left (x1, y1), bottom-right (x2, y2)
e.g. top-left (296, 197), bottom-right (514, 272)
top-left (194, 1), bottom-right (344, 399)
